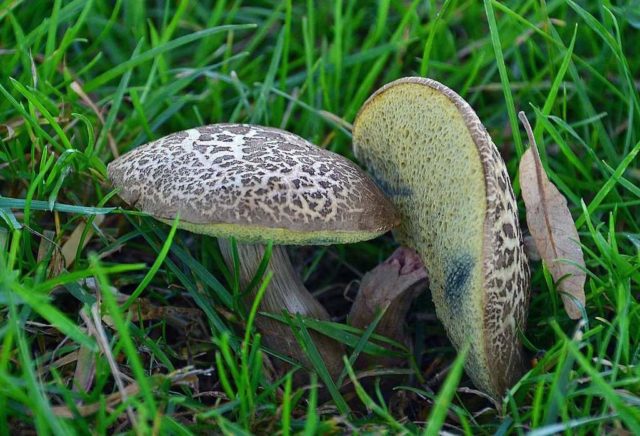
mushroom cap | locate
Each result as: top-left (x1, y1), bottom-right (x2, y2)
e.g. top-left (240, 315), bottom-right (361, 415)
top-left (108, 124), bottom-right (398, 245)
top-left (352, 77), bottom-right (530, 399)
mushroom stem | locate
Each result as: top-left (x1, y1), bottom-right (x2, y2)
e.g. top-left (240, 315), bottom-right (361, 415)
top-left (217, 239), bottom-right (344, 380)
top-left (348, 247), bottom-right (428, 368)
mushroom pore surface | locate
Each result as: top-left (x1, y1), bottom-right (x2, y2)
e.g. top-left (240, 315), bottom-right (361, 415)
top-left (108, 124), bottom-right (397, 244)
top-left (353, 77), bottom-right (530, 399)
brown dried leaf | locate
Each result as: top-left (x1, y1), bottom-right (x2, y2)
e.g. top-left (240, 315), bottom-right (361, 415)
top-left (72, 345), bottom-right (96, 395)
top-left (51, 382), bottom-right (140, 418)
top-left (348, 247), bottom-right (428, 368)
top-left (48, 215), bottom-right (104, 277)
top-left (101, 289), bottom-right (204, 330)
top-left (0, 123), bottom-right (17, 141)
top-left (37, 350), bottom-right (80, 378)
top-left (50, 367), bottom-right (211, 418)
top-left (518, 112), bottom-right (586, 319)
top-left (348, 247), bottom-right (428, 344)
top-left (37, 230), bottom-right (57, 263)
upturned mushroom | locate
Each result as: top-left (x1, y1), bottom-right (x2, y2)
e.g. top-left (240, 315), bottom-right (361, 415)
top-left (107, 123), bottom-right (398, 379)
top-left (352, 77), bottom-right (530, 399)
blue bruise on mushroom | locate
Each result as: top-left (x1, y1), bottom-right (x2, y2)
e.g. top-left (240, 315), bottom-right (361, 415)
top-left (444, 253), bottom-right (475, 314)
top-left (370, 173), bottom-right (413, 198)
top-left (357, 154), bottom-right (413, 198)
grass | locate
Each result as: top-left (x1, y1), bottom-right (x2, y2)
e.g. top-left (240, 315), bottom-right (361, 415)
top-left (1, 0), bottom-right (639, 434)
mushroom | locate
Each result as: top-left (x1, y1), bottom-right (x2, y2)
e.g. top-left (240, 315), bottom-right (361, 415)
top-left (107, 123), bottom-right (398, 380)
top-left (351, 77), bottom-right (530, 399)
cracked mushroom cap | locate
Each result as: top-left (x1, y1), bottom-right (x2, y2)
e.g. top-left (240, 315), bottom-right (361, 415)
top-left (352, 77), bottom-right (530, 399)
top-left (108, 124), bottom-right (398, 245)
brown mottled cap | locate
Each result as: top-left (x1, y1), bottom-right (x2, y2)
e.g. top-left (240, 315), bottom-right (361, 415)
top-left (108, 124), bottom-right (398, 245)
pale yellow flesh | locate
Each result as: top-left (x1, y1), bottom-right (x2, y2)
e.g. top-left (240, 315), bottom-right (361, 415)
top-left (353, 83), bottom-right (492, 394)
top-left (159, 218), bottom-right (385, 245)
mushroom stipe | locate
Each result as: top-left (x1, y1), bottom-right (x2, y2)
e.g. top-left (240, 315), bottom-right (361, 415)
top-left (353, 77), bottom-right (530, 399)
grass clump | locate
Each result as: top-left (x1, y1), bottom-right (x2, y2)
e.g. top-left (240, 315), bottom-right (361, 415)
top-left (1, 0), bottom-right (639, 434)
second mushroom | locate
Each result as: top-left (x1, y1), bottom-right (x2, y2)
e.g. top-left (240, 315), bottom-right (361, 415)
top-left (352, 77), bottom-right (531, 400)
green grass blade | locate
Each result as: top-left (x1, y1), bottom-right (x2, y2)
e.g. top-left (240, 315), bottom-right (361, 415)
top-left (484, 0), bottom-right (524, 157)
top-left (84, 24), bottom-right (257, 91)
top-left (422, 344), bottom-right (469, 436)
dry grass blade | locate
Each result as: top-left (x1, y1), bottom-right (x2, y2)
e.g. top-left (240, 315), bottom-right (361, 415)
top-left (81, 303), bottom-right (138, 426)
top-left (318, 110), bottom-right (353, 132)
top-left (50, 367), bottom-right (209, 418)
top-left (518, 111), bottom-right (586, 319)
top-left (70, 81), bottom-right (119, 157)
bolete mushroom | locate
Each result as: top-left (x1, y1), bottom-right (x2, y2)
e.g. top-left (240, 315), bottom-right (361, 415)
top-left (352, 77), bottom-right (530, 399)
top-left (107, 123), bottom-right (398, 379)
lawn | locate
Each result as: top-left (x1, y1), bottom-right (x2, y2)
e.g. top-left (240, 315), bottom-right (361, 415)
top-left (1, 0), bottom-right (639, 434)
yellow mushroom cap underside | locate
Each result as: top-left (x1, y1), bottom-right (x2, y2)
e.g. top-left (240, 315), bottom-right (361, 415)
top-left (353, 77), bottom-right (530, 399)
top-left (108, 124), bottom-right (398, 245)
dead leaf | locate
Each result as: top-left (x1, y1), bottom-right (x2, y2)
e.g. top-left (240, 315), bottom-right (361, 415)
top-left (0, 123), bottom-right (16, 141)
top-left (101, 289), bottom-right (204, 331)
top-left (348, 247), bottom-right (427, 344)
top-left (50, 367), bottom-right (211, 418)
top-left (51, 382), bottom-right (140, 418)
top-left (37, 350), bottom-right (80, 378)
top-left (348, 247), bottom-right (428, 368)
top-left (72, 345), bottom-right (96, 395)
top-left (523, 234), bottom-right (542, 262)
top-left (48, 215), bottom-right (104, 277)
top-left (518, 111), bottom-right (586, 319)
top-left (37, 230), bottom-right (58, 263)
